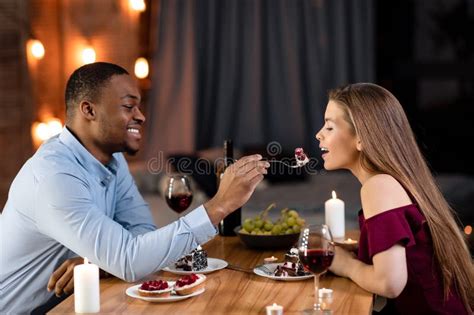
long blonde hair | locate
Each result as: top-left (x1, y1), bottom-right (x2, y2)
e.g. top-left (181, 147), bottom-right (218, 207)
top-left (329, 83), bottom-right (473, 311)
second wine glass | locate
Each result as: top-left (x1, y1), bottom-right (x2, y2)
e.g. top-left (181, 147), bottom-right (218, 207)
top-left (298, 224), bottom-right (335, 314)
top-left (165, 174), bottom-right (193, 217)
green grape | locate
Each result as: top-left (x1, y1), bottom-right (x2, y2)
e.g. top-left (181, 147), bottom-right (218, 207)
top-left (240, 229), bottom-right (249, 234)
top-left (288, 210), bottom-right (299, 218)
top-left (293, 225), bottom-right (301, 233)
top-left (254, 219), bottom-right (264, 229)
top-left (287, 217), bottom-right (296, 227)
top-left (271, 224), bottom-right (282, 235)
top-left (256, 230), bottom-right (264, 235)
top-left (296, 218), bottom-right (305, 226)
top-left (243, 219), bottom-right (255, 233)
top-left (281, 222), bottom-right (288, 230)
top-left (250, 230), bottom-right (258, 235)
top-left (264, 231), bottom-right (272, 235)
top-left (285, 228), bottom-right (294, 234)
top-left (263, 221), bottom-right (273, 231)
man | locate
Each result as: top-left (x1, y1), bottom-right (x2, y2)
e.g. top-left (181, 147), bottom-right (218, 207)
top-left (0, 62), bottom-right (269, 314)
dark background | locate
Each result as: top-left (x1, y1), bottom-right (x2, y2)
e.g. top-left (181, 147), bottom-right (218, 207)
top-left (377, 0), bottom-right (474, 175)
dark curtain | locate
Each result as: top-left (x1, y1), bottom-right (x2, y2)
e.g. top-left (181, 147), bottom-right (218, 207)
top-left (146, 0), bottom-right (374, 159)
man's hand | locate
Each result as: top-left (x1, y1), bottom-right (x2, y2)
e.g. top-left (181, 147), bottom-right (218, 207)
top-left (47, 257), bottom-right (83, 297)
top-left (204, 154), bottom-right (269, 225)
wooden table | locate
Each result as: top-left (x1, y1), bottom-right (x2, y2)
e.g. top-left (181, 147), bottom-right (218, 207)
top-left (49, 235), bottom-right (373, 314)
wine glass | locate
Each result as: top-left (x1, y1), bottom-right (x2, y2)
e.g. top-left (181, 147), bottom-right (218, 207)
top-left (165, 174), bottom-right (193, 218)
top-left (298, 224), bottom-right (335, 314)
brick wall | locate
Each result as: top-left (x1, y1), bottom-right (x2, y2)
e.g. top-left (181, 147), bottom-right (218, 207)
top-left (0, 0), bottom-right (146, 209)
top-left (0, 0), bottom-right (34, 208)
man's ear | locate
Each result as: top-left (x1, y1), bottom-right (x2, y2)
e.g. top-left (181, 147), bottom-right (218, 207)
top-left (79, 101), bottom-right (96, 120)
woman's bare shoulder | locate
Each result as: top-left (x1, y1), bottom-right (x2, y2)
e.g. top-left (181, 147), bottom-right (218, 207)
top-left (360, 174), bottom-right (413, 219)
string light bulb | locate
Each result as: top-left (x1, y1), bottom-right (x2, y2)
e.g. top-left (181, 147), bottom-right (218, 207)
top-left (134, 57), bottom-right (149, 79)
top-left (129, 0), bottom-right (146, 12)
top-left (82, 46), bottom-right (96, 64)
top-left (31, 118), bottom-right (63, 147)
top-left (28, 39), bottom-right (45, 60)
top-left (465, 225), bottom-right (472, 235)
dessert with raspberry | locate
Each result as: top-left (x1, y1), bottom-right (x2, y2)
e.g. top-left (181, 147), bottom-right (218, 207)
top-left (174, 273), bottom-right (206, 296)
top-left (175, 245), bottom-right (208, 271)
top-left (274, 248), bottom-right (309, 277)
top-left (137, 280), bottom-right (173, 297)
top-left (294, 148), bottom-right (309, 166)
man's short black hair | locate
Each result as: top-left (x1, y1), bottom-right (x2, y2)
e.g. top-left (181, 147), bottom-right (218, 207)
top-left (65, 62), bottom-right (129, 120)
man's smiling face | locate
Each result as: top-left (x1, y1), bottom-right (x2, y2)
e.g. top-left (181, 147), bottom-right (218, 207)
top-left (95, 74), bottom-right (145, 156)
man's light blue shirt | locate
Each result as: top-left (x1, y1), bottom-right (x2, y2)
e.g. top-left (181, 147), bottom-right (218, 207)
top-left (0, 127), bottom-right (217, 314)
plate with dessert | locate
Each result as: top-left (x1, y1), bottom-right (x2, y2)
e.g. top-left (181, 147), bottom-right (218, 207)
top-left (253, 248), bottom-right (313, 281)
top-left (163, 245), bottom-right (228, 275)
top-left (126, 274), bottom-right (206, 302)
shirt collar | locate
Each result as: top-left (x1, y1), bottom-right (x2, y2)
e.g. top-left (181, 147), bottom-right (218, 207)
top-left (59, 127), bottom-right (118, 186)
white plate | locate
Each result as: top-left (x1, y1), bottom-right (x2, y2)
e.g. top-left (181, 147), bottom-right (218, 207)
top-left (253, 263), bottom-right (313, 281)
top-left (125, 282), bottom-right (205, 303)
top-left (163, 258), bottom-right (228, 275)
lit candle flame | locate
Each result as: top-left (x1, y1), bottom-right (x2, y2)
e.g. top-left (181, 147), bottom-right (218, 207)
top-left (332, 190), bottom-right (337, 199)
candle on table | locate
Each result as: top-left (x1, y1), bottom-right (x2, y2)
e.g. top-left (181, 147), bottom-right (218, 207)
top-left (325, 190), bottom-right (345, 240)
top-left (74, 257), bottom-right (100, 313)
top-left (264, 256), bottom-right (278, 264)
top-left (266, 303), bottom-right (284, 315)
top-left (344, 238), bottom-right (357, 244)
top-left (318, 288), bottom-right (334, 311)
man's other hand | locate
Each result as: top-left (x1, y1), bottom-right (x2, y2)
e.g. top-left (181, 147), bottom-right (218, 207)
top-left (47, 257), bottom-right (83, 297)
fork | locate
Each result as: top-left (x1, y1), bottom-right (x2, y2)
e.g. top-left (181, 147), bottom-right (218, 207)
top-left (266, 160), bottom-right (303, 169)
top-left (255, 264), bottom-right (274, 275)
top-left (226, 264), bottom-right (253, 274)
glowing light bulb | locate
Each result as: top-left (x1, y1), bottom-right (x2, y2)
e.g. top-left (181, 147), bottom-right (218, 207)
top-left (134, 57), bottom-right (149, 79)
top-left (35, 123), bottom-right (50, 141)
top-left (465, 225), bottom-right (472, 235)
top-left (82, 46), bottom-right (96, 64)
top-left (129, 0), bottom-right (146, 12)
top-left (32, 118), bottom-right (63, 145)
top-left (29, 39), bottom-right (45, 59)
top-left (47, 119), bottom-right (63, 137)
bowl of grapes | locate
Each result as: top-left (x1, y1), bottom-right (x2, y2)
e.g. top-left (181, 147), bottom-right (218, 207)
top-left (235, 203), bottom-right (306, 249)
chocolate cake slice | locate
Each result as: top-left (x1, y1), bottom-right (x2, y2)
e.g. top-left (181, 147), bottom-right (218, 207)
top-left (175, 245), bottom-right (208, 271)
top-left (274, 248), bottom-right (308, 277)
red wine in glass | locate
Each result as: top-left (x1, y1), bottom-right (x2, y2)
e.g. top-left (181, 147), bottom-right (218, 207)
top-left (165, 175), bottom-right (193, 216)
top-left (299, 249), bottom-right (335, 275)
top-left (165, 193), bottom-right (193, 214)
top-left (298, 224), bottom-right (335, 314)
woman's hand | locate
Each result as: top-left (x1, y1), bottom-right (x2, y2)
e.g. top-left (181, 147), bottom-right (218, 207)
top-left (329, 246), bottom-right (357, 278)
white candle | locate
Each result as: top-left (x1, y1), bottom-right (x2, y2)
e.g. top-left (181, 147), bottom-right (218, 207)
top-left (318, 288), bottom-right (334, 311)
top-left (325, 191), bottom-right (345, 240)
top-left (74, 257), bottom-right (100, 313)
top-left (266, 303), bottom-right (284, 315)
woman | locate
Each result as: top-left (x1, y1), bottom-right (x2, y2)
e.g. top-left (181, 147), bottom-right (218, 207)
top-left (316, 83), bottom-right (473, 314)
